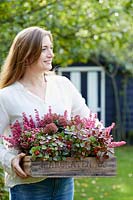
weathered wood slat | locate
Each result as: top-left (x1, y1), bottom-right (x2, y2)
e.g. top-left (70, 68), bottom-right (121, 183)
top-left (22, 156), bottom-right (116, 177)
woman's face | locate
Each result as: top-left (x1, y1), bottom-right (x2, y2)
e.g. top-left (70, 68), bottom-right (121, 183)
top-left (31, 35), bottom-right (54, 73)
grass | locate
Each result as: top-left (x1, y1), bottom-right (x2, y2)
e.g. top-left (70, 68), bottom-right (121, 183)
top-left (0, 146), bottom-right (132, 200)
top-left (74, 146), bottom-right (133, 200)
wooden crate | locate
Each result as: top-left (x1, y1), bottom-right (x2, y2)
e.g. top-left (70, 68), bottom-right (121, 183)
top-left (22, 156), bottom-right (116, 177)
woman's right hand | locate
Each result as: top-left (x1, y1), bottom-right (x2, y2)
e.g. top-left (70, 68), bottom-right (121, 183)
top-left (11, 153), bottom-right (28, 178)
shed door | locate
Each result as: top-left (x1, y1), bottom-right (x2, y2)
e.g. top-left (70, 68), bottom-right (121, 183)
top-left (58, 66), bottom-right (105, 124)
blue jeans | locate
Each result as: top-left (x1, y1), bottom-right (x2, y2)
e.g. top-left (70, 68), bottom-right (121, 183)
top-left (10, 178), bottom-right (74, 200)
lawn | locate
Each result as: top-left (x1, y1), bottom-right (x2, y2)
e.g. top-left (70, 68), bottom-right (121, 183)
top-left (74, 146), bottom-right (133, 200)
top-left (0, 146), bottom-right (132, 200)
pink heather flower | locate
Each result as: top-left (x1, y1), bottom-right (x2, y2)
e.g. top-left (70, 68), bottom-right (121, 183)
top-left (52, 113), bottom-right (59, 121)
top-left (42, 111), bottom-right (58, 126)
top-left (22, 112), bottom-right (31, 130)
top-left (105, 123), bottom-right (115, 135)
top-left (48, 106), bottom-right (52, 114)
top-left (31, 128), bottom-right (41, 134)
top-left (43, 115), bottom-right (53, 125)
top-left (34, 109), bottom-right (46, 128)
top-left (81, 112), bottom-right (98, 129)
top-left (64, 110), bottom-right (68, 119)
top-left (43, 123), bottom-right (58, 135)
top-left (70, 115), bottom-right (84, 129)
top-left (4, 120), bottom-right (22, 147)
top-left (29, 115), bottom-right (36, 128)
top-left (34, 109), bottom-right (40, 122)
top-left (109, 141), bottom-right (126, 148)
top-left (37, 119), bottom-right (47, 128)
top-left (58, 116), bottom-right (68, 127)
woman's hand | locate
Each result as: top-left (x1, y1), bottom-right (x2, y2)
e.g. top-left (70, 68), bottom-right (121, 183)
top-left (11, 153), bottom-right (28, 178)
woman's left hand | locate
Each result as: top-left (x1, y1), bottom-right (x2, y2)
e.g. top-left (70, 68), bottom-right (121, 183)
top-left (11, 153), bottom-right (28, 178)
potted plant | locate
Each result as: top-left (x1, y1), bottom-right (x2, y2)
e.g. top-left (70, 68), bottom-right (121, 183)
top-left (4, 107), bottom-right (126, 177)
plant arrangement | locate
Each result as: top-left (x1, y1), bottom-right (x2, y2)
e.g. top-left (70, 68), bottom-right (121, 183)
top-left (4, 107), bottom-right (126, 162)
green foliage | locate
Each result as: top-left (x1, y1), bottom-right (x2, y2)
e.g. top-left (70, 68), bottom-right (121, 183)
top-left (0, 0), bottom-right (133, 70)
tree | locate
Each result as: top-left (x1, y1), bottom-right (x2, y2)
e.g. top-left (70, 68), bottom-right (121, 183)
top-left (0, 0), bottom-right (132, 66)
top-left (0, 0), bottom-right (133, 136)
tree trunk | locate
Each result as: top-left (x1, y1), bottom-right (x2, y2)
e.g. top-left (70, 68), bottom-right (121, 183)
top-left (111, 76), bottom-right (123, 140)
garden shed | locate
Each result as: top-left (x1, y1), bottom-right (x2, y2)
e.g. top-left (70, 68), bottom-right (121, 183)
top-left (58, 65), bottom-right (133, 142)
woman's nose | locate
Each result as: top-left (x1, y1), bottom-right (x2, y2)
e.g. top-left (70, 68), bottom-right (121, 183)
top-left (48, 50), bottom-right (54, 58)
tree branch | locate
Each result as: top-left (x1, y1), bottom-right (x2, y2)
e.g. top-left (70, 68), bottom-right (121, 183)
top-left (0, 0), bottom-right (60, 24)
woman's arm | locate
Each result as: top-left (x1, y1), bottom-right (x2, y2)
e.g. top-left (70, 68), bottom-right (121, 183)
top-left (0, 100), bottom-right (27, 177)
top-left (64, 77), bottom-right (103, 127)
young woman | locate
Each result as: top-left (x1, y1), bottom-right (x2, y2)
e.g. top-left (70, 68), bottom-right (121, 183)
top-left (0, 26), bottom-right (101, 200)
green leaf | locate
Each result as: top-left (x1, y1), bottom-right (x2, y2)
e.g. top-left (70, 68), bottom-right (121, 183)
top-left (41, 145), bottom-right (47, 150)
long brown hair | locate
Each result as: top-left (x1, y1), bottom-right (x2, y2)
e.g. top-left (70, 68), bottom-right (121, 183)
top-left (0, 26), bottom-right (52, 88)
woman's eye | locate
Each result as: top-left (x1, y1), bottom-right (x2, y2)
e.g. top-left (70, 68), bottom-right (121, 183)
top-left (42, 48), bottom-right (46, 51)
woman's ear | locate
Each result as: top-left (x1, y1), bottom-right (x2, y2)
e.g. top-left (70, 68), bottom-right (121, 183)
top-left (25, 57), bottom-right (34, 66)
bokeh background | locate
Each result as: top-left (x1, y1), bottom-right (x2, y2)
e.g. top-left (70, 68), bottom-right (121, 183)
top-left (0, 1), bottom-right (133, 199)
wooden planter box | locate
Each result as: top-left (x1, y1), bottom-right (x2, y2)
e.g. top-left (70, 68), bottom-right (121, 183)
top-left (22, 156), bottom-right (116, 177)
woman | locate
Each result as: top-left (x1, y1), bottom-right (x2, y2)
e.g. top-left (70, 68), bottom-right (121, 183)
top-left (0, 26), bottom-right (100, 200)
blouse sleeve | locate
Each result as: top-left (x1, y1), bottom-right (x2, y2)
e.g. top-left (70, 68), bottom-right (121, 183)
top-left (64, 76), bottom-right (103, 127)
top-left (0, 100), bottom-right (16, 174)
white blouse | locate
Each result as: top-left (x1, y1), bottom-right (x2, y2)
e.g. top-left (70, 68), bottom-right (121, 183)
top-left (0, 74), bottom-right (96, 188)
